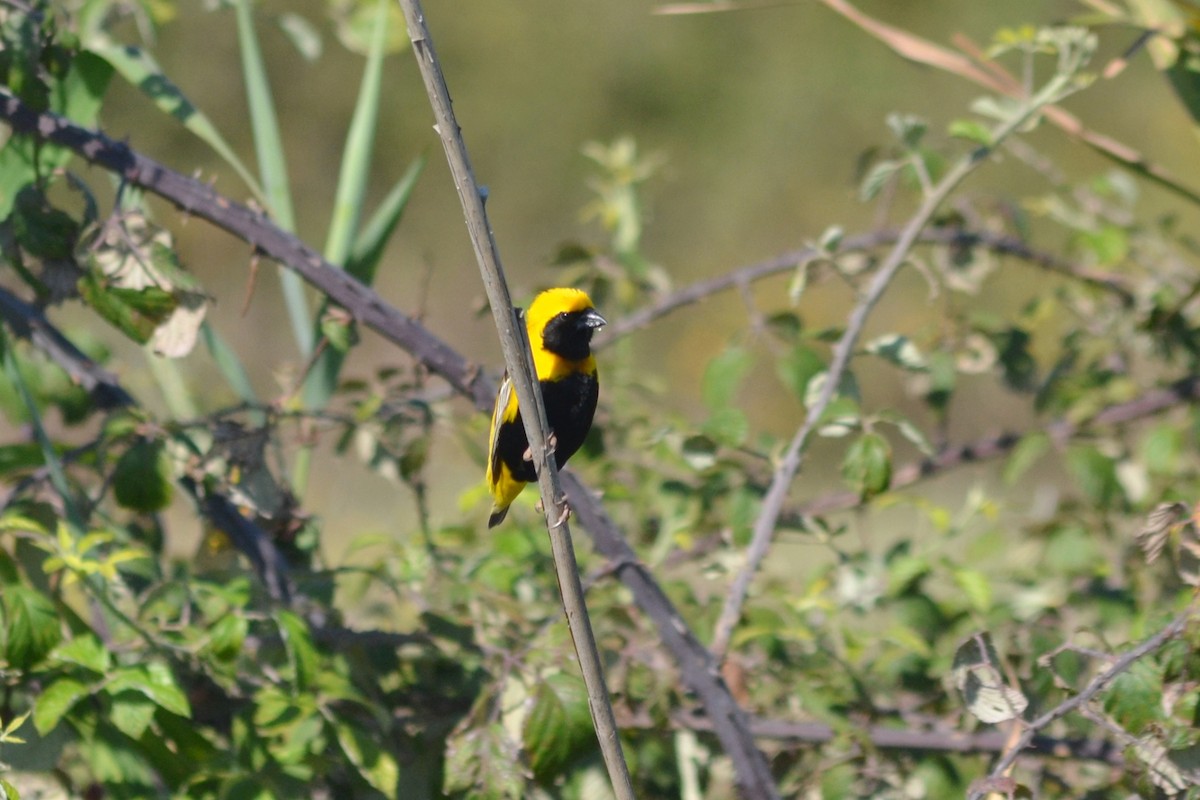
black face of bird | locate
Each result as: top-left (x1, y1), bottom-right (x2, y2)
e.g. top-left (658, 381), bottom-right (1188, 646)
top-left (541, 308), bottom-right (607, 360)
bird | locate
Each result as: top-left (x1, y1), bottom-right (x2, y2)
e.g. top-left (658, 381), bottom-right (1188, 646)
top-left (486, 287), bottom-right (606, 528)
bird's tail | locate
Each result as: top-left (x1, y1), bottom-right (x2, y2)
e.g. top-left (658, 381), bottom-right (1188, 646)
top-left (487, 505), bottom-right (509, 529)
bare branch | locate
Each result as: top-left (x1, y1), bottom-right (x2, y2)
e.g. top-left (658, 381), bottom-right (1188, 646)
top-left (599, 227), bottom-right (1131, 347)
top-left (710, 74), bottom-right (1080, 661)
top-left (633, 711), bottom-right (1123, 764)
top-left (788, 375), bottom-right (1200, 518)
top-left (396, 2), bottom-right (637, 796)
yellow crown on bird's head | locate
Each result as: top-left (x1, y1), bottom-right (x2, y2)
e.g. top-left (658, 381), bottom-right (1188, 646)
top-left (524, 287), bottom-right (597, 334)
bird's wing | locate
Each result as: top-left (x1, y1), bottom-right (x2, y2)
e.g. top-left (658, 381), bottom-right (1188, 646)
top-left (487, 373), bottom-right (515, 484)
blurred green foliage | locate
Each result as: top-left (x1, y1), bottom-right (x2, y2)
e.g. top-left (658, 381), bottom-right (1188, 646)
top-left (3, 0), bottom-right (1200, 798)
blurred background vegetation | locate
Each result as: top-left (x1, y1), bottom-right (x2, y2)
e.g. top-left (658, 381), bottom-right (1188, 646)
top-left (96, 0), bottom-right (1197, 549)
top-left (6, 0), bottom-right (1200, 797)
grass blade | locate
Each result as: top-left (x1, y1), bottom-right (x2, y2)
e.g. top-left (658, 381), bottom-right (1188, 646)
top-left (300, 0), bottom-right (393, 414)
top-left (0, 330), bottom-right (82, 531)
top-left (201, 322), bottom-right (258, 405)
top-left (233, 0), bottom-right (312, 355)
top-left (347, 156), bottom-right (426, 284)
top-left (86, 34), bottom-right (265, 203)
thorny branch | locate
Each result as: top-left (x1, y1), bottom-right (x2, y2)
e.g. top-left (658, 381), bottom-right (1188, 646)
top-left (0, 88), bottom-right (778, 800)
top-left (599, 227), bottom-right (1131, 347)
top-left (397, 1), bottom-right (637, 796)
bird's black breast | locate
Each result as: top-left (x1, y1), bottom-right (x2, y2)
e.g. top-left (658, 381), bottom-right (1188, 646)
top-left (497, 371), bottom-right (599, 483)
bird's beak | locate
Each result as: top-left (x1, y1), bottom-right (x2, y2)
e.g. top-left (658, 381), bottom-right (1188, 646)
top-left (582, 309), bottom-right (607, 329)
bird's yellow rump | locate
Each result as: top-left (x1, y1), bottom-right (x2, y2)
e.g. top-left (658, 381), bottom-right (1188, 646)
top-left (486, 287), bottom-right (606, 527)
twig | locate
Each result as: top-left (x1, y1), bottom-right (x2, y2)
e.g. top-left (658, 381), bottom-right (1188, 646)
top-left (0, 89), bottom-right (776, 799)
top-left (0, 287), bottom-right (134, 409)
top-left (786, 375), bottom-right (1200, 518)
top-left (0, 286), bottom-right (294, 602)
top-left (709, 65), bottom-right (1085, 661)
top-left (967, 602), bottom-right (1197, 799)
top-left (396, 3), bottom-right (635, 797)
top-left (817, 0), bottom-right (1200, 208)
top-left (598, 227), bottom-right (1131, 347)
top-left (618, 711), bottom-right (1123, 764)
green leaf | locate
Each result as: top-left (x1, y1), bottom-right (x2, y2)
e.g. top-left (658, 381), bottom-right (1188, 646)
top-left (320, 312), bottom-right (358, 353)
top-left (1003, 431), bottom-right (1050, 485)
top-left (992, 327), bottom-right (1037, 391)
top-left (109, 691), bottom-right (157, 739)
top-left (680, 435), bottom-right (718, 471)
top-left (805, 368), bottom-right (862, 411)
top-left (275, 610), bottom-right (319, 692)
top-left (865, 333), bottom-right (926, 371)
top-left (51, 634), bottom-right (111, 674)
top-left (952, 568), bottom-right (993, 613)
top-left (444, 723), bottom-right (523, 797)
top-left (702, 346), bottom-right (752, 410)
top-left (1066, 445), bottom-right (1119, 507)
top-left (860, 159), bottom-right (899, 202)
top-left (948, 118), bottom-right (994, 146)
top-left (207, 613), bottom-right (249, 662)
top-left (1140, 423), bottom-right (1182, 475)
top-left (1045, 524), bottom-right (1100, 576)
top-left (77, 272), bottom-right (173, 345)
top-left (112, 438), bottom-right (173, 512)
top-left (3, 584), bottom-right (61, 669)
top-left (0, 777), bottom-right (18, 800)
top-left (277, 13), bottom-right (324, 61)
top-left (875, 409), bottom-right (934, 456)
top-left (816, 395), bottom-right (861, 437)
top-left (701, 407), bottom-right (749, 448)
top-left (776, 345), bottom-right (824, 403)
top-left (1104, 658), bottom-right (1163, 732)
top-left (107, 663), bottom-right (191, 718)
top-left (11, 189), bottom-right (80, 260)
top-left (1075, 224), bottom-right (1129, 266)
top-left (346, 157), bottom-right (426, 284)
top-left (887, 113), bottom-right (928, 149)
top-left (841, 432), bottom-right (892, 501)
top-left (523, 673), bottom-right (594, 782)
top-left (334, 720), bottom-right (400, 796)
top-left (331, 0), bottom-right (408, 54)
top-left (924, 350), bottom-right (956, 409)
top-left (253, 685), bottom-right (296, 729)
top-left (34, 676), bottom-right (89, 734)
top-left (0, 443), bottom-right (50, 476)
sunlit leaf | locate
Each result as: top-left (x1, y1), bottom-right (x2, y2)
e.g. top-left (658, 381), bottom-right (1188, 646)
top-left (952, 634), bottom-right (1028, 723)
top-left (33, 676), bottom-right (89, 734)
top-left (334, 720), bottom-right (401, 795)
top-left (275, 610), bottom-right (319, 693)
top-left (702, 346), bottom-right (752, 410)
top-left (3, 584), bottom-right (61, 669)
top-left (841, 432), bottom-right (892, 501)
